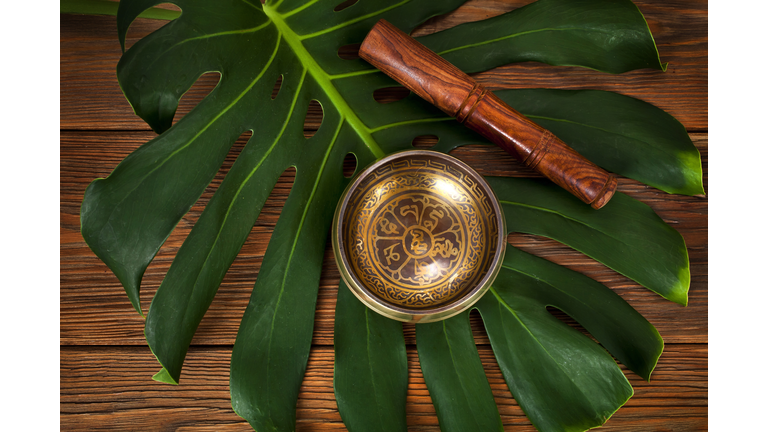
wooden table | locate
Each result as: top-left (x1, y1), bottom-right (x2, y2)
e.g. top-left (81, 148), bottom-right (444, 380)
top-left (60, 1), bottom-right (707, 430)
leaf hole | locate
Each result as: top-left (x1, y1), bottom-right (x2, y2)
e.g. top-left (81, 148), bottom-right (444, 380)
top-left (206, 130), bottom-right (252, 199)
top-left (409, 4), bottom-right (512, 38)
top-left (157, 2), bottom-right (181, 12)
top-left (342, 153), bottom-right (358, 178)
top-left (337, 43), bottom-right (360, 60)
top-left (255, 166), bottom-right (297, 231)
top-left (468, 308), bottom-right (490, 343)
top-left (143, 129), bottom-right (253, 316)
top-left (271, 75), bottom-right (283, 100)
top-left (373, 86), bottom-right (411, 104)
top-left (333, 0), bottom-right (358, 12)
top-left (122, 3), bottom-right (181, 51)
top-left (174, 71), bottom-right (222, 126)
top-left (304, 100), bottom-right (324, 139)
top-left (195, 165), bottom-right (296, 338)
top-left (411, 135), bottom-right (438, 149)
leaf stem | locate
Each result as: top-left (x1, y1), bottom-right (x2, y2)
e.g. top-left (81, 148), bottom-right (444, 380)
top-left (328, 69), bottom-right (379, 80)
top-left (263, 3), bottom-right (385, 159)
top-left (369, 116), bottom-right (453, 133)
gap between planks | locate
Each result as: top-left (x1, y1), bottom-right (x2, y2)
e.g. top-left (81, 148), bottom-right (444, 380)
top-left (61, 344), bottom-right (707, 431)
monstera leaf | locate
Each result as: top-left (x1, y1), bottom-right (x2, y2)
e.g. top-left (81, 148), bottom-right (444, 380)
top-left (69, 0), bottom-right (703, 430)
top-left (336, 181), bottom-right (674, 432)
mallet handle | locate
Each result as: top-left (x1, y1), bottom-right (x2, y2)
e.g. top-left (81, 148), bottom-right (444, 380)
top-left (359, 19), bottom-right (617, 209)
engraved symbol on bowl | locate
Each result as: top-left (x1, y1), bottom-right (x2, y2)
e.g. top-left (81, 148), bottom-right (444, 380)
top-left (370, 192), bottom-right (465, 289)
top-left (403, 226), bottom-right (433, 258)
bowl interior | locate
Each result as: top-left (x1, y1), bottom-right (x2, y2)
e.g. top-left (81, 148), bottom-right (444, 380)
top-left (339, 151), bottom-right (502, 314)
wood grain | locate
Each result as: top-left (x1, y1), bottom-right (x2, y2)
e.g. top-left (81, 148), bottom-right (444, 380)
top-left (60, 0), bottom-right (708, 430)
top-left (60, 0), bottom-right (707, 131)
top-left (61, 132), bottom-right (707, 346)
top-left (61, 344), bottom-right (707, 431)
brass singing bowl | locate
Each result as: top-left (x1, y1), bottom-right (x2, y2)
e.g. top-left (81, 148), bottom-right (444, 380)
top-left (332, 150), bottom-right (506, 323)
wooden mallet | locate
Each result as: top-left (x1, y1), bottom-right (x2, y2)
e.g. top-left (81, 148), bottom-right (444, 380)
top-left (359, 19), bottom-right (617, 209)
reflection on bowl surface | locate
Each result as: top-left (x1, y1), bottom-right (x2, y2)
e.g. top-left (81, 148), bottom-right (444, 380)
top-left (336, 151), bottom-right (504, 320)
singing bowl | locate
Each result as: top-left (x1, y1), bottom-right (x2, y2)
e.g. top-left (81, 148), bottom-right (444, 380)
top-left (332, 150), bottom-right (506, 323)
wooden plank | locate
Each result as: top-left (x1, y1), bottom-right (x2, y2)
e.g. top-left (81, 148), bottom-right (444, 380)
top-left (61, 131), bottom-right (707, 346)
top-left (60, 1), bottom-right (707, 429)
top-left (60, 344), bottom-right (707, 431)
top-left (60, 0), bottom-right (707, 131)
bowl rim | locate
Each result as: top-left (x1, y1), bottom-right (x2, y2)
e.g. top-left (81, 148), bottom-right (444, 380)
top-left (332, 149), bottom-right (507, 323)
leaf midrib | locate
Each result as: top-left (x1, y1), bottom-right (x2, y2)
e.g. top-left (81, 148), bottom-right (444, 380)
top-left (500, 260), bottom-right (663, 382)
top-left (441, 319), bottom-right (484, 429)
top-left (525, 114), bottom-right (684, 158)
top-left (436, 26), bottom-right (627, 56)
top-left (488, 286), bottom-right (601, 415)
top-left (501, 262), bottom-right (588, 307)
top-left (499, 199), bottom-right (631, 249)
top-left (264, 117), bottom-right (345, 421)
top-left (365, 308), bottom-right (386, 430)
top-left (262, 3), bottom-right (385, 159)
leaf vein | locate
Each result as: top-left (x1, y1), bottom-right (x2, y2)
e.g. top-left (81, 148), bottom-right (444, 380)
top-left (441, 320), bottom-right (483, 428)
top-left (488, 286), bottom-right (599, 413)
top-left (369, 116), bottom-right (453, 133)
top-left (172, 68), bottom-right (308, 334)
top-left (265, 116), bottom-right (345, 409)
top-left (524, 114), bottom-right (683, 157)
top-left (298, 0), bottom-right (412, 40)
top-left (500, 262), bottom-right (588, 307)
top-left (498, 199), bottom-right (631, 248)
top-left (98, 34), bottom-right (282, 239)
top-left (169, 20), bottom-right (272, 50)
top-left (365, 308), bottom-right (386, 430)
top-left (263, 4), bottom-right (385, 158)
top-left (437, 27), bottom-right (627, 56)
top-left (280, 0), bottom-right (322, 18)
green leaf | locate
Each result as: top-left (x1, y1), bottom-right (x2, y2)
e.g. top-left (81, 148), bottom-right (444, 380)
top-left (498, 89), bottom-right (704, 196)
top-left (334, 282), bottom-right (408, 432)
top-left (229, 124), bottom-right (348, 429)
top-left (60, 0), bottom-right (181, 20)
top-left (497, 247), bottom-right (663, 381)
top-left (476, 251), bottom-right (638, 432)
top-left (475, 247), bottom-right (662, 432)
top-left (416, 313), bottom-right (503, 432)
top-left (418, 0), bottom-right (666, 74)
top-left (487, 176), bottom-right (690, 305)
top-left (77, 0), bottom-right (694, 429)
